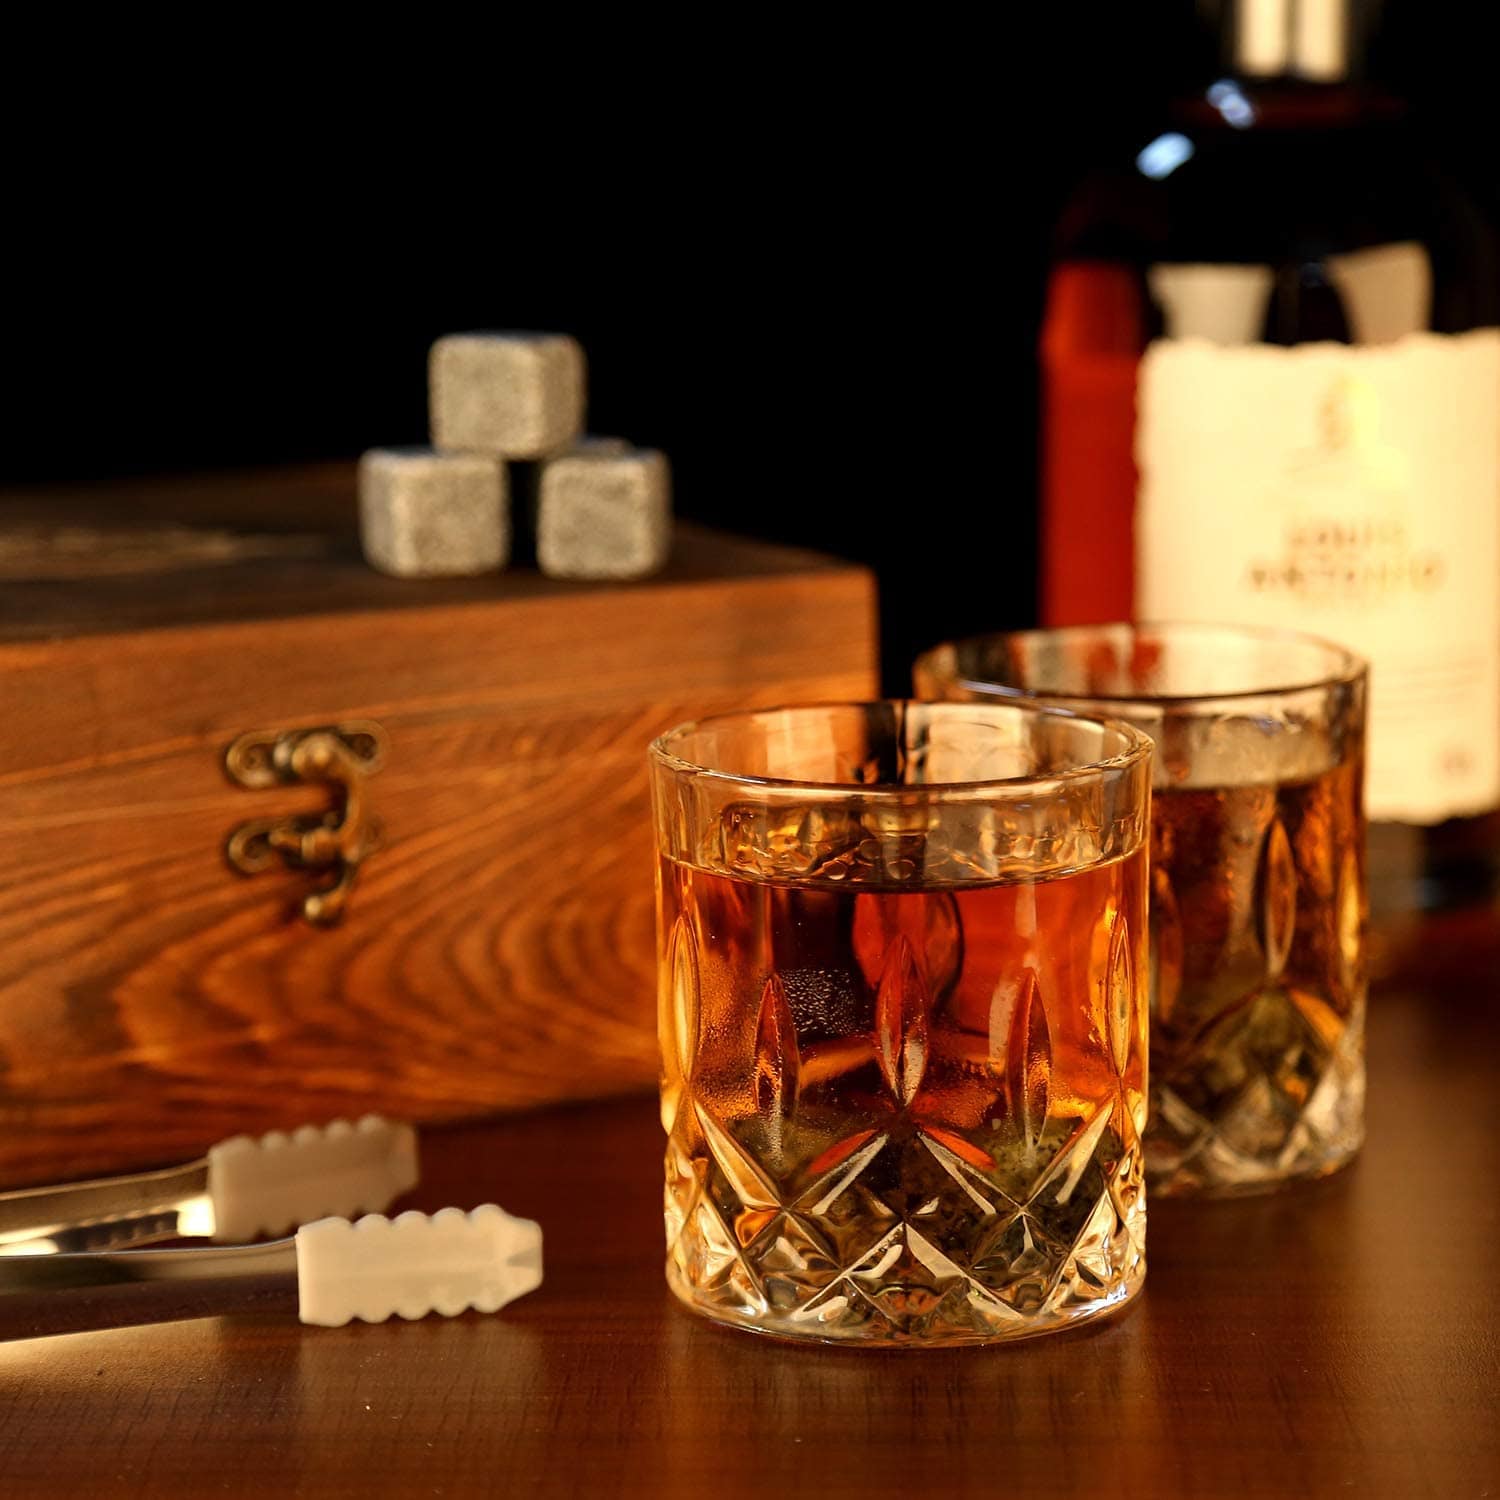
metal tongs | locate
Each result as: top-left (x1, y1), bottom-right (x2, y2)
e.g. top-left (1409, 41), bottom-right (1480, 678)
top-left (0, 1119), bottom-right (542, 1339)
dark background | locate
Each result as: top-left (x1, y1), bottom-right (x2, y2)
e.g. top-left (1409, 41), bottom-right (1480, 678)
top-left (4, 2), bottom-right (1493, 687)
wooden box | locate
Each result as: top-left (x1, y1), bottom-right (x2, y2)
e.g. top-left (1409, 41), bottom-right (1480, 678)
top-left (0, 466), bottom-right (877, 1185)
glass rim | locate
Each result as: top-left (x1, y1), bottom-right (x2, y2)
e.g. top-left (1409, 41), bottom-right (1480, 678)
top-left (648, 698), bottom-right (1154, 796)
top-left (916, 620), bottom-right (1369, 709)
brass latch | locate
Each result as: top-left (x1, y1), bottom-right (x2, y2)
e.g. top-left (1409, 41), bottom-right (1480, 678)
top-left (224, 721), bottom-right (388, 926)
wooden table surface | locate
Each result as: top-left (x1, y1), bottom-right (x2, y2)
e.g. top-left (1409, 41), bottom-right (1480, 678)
top-left (1, 917), bottom-right (1496, 1500)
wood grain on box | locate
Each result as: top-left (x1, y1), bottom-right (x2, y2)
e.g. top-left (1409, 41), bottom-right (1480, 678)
top-left (0, 467), bottom-right (877, 1186)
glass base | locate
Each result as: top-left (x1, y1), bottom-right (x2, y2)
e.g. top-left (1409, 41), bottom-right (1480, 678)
top-left (1146, 1025), bottom-right (1366, 1198)
top-left (1147, 1134), bottom-right (1362, 1199)
top-left (666, 1257), bottom-right (1144, 1347)
top-left (663, 1108), bottom-right (1148, 1348)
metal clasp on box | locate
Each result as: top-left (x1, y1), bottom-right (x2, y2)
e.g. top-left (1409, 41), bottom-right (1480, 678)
top-left (224, 722), bottom-right (388, 927)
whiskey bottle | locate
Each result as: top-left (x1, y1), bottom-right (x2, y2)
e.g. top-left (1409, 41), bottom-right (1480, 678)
top-left (1040, 0), bottom-right (1500, 912)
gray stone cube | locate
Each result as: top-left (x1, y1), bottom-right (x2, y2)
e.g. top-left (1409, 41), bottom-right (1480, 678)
top-left (536, 445), bottom-right (672, 580)
top-left (359, 448), bottom-right (509, 578)
top-left (429, 332), bottom-right (586, 458)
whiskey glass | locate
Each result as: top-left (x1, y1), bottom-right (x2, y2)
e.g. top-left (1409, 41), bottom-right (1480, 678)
top-left (916, 625), bottom-right (1368, 1197)
top-left (649, 701), bottom-right (1152, 1346)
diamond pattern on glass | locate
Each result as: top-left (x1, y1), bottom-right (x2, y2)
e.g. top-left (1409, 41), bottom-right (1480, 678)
top-left (662, 859), bottom-right (1147, 1344)
top-left (1144, 764), bottom-right (1366, 1196)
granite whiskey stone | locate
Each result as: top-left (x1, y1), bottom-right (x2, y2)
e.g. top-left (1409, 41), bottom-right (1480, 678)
top-left (536, 445), bottom-right (672, 580)
top-left (359, 448), bottom-right (509, 577)
top-left (429, 333), bottom-right (586, 458)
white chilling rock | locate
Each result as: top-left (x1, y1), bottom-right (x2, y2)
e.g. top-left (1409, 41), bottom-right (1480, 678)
top-left (359, 448), bottom-right (509, 578)
top-left (429, 332), bottom-right (585, 458)
top-left (536, 444), bottom-right (672, 581)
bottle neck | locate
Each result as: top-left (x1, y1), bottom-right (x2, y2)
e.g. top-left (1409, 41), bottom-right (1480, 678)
top-left (1228, 0), bottom-right (1359, 82)
top-left (1176, 0), bottom-right (1395, 129)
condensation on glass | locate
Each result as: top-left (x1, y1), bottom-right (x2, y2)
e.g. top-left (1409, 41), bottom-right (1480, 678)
top-left (649, 701), bottom-right (1152, 1345)
top-left (917, 624), bottom-right (1368, 1198)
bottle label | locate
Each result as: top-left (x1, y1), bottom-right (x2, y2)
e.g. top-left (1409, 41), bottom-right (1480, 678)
top-left (1136, 329), bottom-right (1500, 824)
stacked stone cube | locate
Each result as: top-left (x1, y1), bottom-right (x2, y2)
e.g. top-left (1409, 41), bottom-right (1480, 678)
top-left (359, 332), bottom-right (671, 580)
